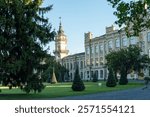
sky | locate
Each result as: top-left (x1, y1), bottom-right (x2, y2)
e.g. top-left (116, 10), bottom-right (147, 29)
top-left (42, 0), bottom-right (118, 55)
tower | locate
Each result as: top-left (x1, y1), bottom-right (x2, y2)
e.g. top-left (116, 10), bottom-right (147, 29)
top-left (54, 19), bottom-right (69, 60)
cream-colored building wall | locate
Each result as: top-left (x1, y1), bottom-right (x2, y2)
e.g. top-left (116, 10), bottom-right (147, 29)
top-left (62, 53), bottom-right (85, 81)
top-left (61, 25), bottom-right (150, 81)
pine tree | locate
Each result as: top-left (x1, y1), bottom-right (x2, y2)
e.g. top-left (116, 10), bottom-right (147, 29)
top-left (0, 0), bottom-right (54, 93)
top-left (92, 71), bottom-right (98, 82)
top-left (119, 66), bottom-right (128, 85)
top-left (106, 68), bottom-right (117, 87)
top-left (72, 65), bottom-right (85, 91)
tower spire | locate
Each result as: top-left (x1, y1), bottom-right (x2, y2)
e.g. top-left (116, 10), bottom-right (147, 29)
top-left (59, 17), bottom-right (62, 26)
top-left (58, 17), bottom-right (64, 34)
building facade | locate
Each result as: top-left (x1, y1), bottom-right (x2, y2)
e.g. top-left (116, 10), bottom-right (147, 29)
top-left (55, 24), bottom-right (150, 81)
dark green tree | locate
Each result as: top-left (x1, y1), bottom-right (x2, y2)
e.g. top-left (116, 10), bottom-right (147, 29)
top-left (92, 71), bottom-right (98, 82)
top-left (0, 0), bottom-right (54, 93)
top-left (41, 55), bottom-right (68, 83)
top-left (105, 50), bottom-right (119, 82)
top-left (119, 65), bottom-right (128, 85)
top-left (106, 67), bottom-right (117, 87)
top-left (107, 0), bottom-right (150, 36)
top-left (106, 45), bottom-right (149, 85)
top-left (72, 65), bottom-right (85, 91)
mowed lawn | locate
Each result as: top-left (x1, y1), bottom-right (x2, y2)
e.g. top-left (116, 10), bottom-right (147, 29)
top-left (0, 81), bottom-right (144, 100)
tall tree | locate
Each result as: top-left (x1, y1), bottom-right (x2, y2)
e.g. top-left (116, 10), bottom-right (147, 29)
top-left (0, 0), bottom-right (54, 93)
top-left (106, 45), bottom-right (149, 85)
top-left (92, 71), bottom-right (98, 82)
top-left (107, 0), bottom-right (150, 36)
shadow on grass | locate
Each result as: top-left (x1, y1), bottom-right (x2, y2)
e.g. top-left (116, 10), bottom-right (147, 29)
top-left (0, 93), bottom-right (36, 100)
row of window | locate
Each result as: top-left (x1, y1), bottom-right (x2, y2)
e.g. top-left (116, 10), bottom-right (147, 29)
top-left (86, 57), bottom-right (103, 66)
top-left (64, 57), bottom-right (103, 70)
top-left (69, 70), bottom-right (104, 80)
top-left (86, 70), bottom-right (104, 79)
top-left (86, 37), bottom-right (138, 55)
top-left (69, 71), bottom-right (84, 80)
top-left (64, 61), bottom-right (85, 70)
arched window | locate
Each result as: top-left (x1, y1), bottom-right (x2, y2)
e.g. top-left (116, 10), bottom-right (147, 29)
top-left (130, 37), bottom-right (137, 45)
top-left (108, 40), bottom-right (113, 49)
top-left (100, 70), bottom-right (103, 78)
top-left (147, 32), bottom-right (150, 42)
top-left (80, 61), bottom-right (83, 69)
top-left (148, 49), bottom-right (150, 58)
top-left (86, 47), bottom-right (89, 55)
top-left (95, 70), bottom-right (99, 79)
top-left (122, 37), bottom-right (127, 46)
top-left (99, 44), bottom-right (103, 54)
top-left (70, 73), bottom-right (72, 80)
top-left (70, 63), bottom-right (72, 70)
top-left (80, 72), bottom-right (83, 79)
top-left (95, 44), bottom-right (98, 54)
top-left (115, 38), bottom-right (120, 48)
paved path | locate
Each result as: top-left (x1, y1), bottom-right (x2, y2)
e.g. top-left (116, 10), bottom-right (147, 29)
top-left (52, 87), bottom-right (150, 100)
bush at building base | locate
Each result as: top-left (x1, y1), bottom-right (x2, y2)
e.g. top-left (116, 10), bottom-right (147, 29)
top-left (92, 72), bottom-right (98, 82)
top-left (72, 65), bottom-right (85, 91)
top-left (119, 68), bottom-right (128, 85)
top-left (106, 68), bottom-right (117, 87)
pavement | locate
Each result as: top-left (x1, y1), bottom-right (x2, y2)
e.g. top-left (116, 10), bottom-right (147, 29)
top-left (52, 86), bottom-right (150, 100)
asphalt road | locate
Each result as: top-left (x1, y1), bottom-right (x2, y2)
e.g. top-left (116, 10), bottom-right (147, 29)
top-left (52, 86), bottom-right (150, 100)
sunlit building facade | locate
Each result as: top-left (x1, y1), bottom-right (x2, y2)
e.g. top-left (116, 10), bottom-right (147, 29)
top-left (55, 24), bottom-right (150, 81)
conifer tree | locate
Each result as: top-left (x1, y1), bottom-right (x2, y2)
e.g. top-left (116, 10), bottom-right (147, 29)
top-left (0, 0), bottom-right (54, 93)
top-left (119, 66), bottom-right (128, 85)
top-left (72, 65), bottom-right (85, 91)
top-left (106, 68), bottom-right (117, 87)
top-left (92, 71), bottom-right (98, 82)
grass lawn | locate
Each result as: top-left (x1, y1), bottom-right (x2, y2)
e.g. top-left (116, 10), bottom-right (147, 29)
top-left (0, 81), bottom-right (144, 100)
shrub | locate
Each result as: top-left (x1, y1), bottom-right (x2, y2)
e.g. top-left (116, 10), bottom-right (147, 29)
top-left (72, 65), bottom-right (85, 91)
top-left (92, 72), bottom-right (98, 82)
top-left (119, 68), bottom-right (128, 85)
top-left (144, 77), bottom-right (150, 81)
top-left (138, 72), bottom-right (144, 77)
top-left (106, 68), bottom-right (117, 87)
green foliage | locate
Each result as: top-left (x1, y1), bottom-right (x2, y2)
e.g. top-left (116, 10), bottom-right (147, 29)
top-left (106, 68), bottom-right (117, 87)
top-left (41, 55), bottom-right (68, 83)
top-left (114, 70), bottom-right (118, 82)
top-left (72, 65), bottom-right (85, 91)
top-left (0, 82), bottom-right (143, 99)
top-left (92, 71), bottom-right (98, 82)
top-left (107, 0), bottom-right (150, 36)
top-left (144, 76), bottom-right (150, 81)
top-left (0, 0), bottom-right (54, 93)
top-left (23, 74), bottom-right (45, 93)
top-left (119, 66), bottom-right (128, 85)
top-left (106, 45), bottom-right (150, 85)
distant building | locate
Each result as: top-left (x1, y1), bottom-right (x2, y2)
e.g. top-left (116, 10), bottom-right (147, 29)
top-left (54, 22), bottom-right (150, 81)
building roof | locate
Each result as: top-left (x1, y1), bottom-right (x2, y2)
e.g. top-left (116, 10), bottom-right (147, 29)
top-left (62, 52), bottom-right (85, 60)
